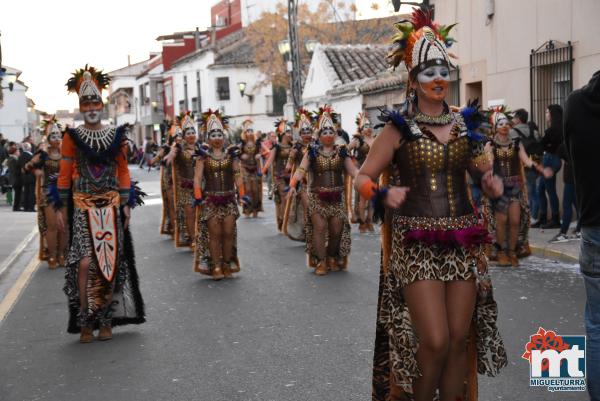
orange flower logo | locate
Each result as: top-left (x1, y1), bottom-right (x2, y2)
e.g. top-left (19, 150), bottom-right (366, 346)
top-left (522, 327), bottom-right (570, 372)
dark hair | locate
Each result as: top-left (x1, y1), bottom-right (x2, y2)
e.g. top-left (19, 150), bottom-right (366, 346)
top-left (547, 104), bottom-right (563, 131)
top-left (513, 108), bottom-right (528, 123)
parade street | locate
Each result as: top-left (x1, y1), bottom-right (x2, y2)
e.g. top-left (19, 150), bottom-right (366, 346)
top-left (0, 167), bottom-right (588, 401)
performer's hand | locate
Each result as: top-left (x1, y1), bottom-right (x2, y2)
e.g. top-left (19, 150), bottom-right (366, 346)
top-left (383, 186), bottom-right (410, 209)
top-left (543, 167), bottom-right (554, 179)
top-left (286, 186), bottom-right (297, 200)
top-left (122, 205), bottom-right (131, 230)
top-left (481, 171), bottom-right (503, 199)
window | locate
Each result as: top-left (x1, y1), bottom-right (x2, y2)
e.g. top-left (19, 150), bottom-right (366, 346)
top-left (164, 81), bottom-right (173, 107)
top-left (216, 77), bottom-right (230, 101)
top-left (191, 97), bottom-right (198, 114)
top-left (179, 100), bottom-right (185, 114)
top-left (183, 75), bottom-right (189, 111)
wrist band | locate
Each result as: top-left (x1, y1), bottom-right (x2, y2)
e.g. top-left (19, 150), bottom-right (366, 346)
top-left (238, 185), bottom-right (245, 198)
top-left (194, 187), bottom-right (202, 200)
top-left (358, 180), bottom-right (378, 200)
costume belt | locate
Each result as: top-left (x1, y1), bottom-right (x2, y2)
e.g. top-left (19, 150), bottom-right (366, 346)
top-left (73, 191), bottom-right (120, 282)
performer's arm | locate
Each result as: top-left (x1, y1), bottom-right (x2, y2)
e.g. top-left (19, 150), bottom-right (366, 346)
top-left (233, 159), bottom-right (247, 203)
top-left (194, 158), bottom-right (204, 202)
top-left (518, 142), bottom-right (545, 175)
top-left (57, 132), bottom-right (75, 205)
top-left (285, 148), bottom-right (296, 174)
top-left (344, 156), bottom-right (359, 179)
top-left (261, 147), bottom-right (276, 175)
top-left (150, 147), bottom-right (165, 166)
top-left (469, 141), bottom-right (503, 199)
top-left (288, 151), bottom-right (310, 193)
top-left (117, 143), bottom-right (131, 206)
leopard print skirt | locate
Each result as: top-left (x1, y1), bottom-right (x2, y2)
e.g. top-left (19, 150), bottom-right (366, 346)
top-left (304, 192), bottom-right (351, 261)
top-left (193, 199), bottom-right (240, 272)
top-left (372, 213), bottom-right (508, 400)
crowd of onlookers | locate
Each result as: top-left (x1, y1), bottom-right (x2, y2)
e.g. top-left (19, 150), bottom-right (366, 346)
top-left (0, 133), bottom-right (37, 212)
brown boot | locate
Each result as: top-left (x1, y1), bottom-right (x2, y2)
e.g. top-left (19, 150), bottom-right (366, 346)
top-left (212, 266), bottom-right (224, 280)
top-left (79, 326), bottom-right (94, 343)
top-left (58, 255), bottom-right (66, 267)
top-left (496, 250), bottom-right (511, 267)
top-left (517, 243), bottom-right (531, 258)
top-left (327, 257), bottom-right (339, 272)
top-left (509, 251), bottom-right (519, 267)
top-left (97, 325), bottom-right (113, 341)
top-left (358, 222), bottom-right (367, 233)
top-left (229, 259), bottom-right (240, 273)
top-left (337, 257), bottom-right (347, 271)
top-left (48, 257), bottom-right (58, 270)
top-left (315, 260), bottom-right (328, 276)
top-left (222, 263), bottom-right (233, 279)
top-left (367, 223), bottom-right (375, 232)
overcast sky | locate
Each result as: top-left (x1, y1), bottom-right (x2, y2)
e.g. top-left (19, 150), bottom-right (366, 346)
top-left (1, 0), bottom-right (411, 113)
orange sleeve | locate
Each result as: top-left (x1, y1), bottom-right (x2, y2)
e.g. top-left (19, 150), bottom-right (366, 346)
top-left (57, 132), bottom-right (75, 202)
top-left (117, 143), bottom-right (131, 205)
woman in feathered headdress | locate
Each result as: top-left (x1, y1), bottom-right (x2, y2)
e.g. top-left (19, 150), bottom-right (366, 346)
top-left (348, 111), bottom-right (376, 232)
top-left (485, 107), bottom-right (544, 267)
top-left (238, 118), bottom-right (263, 217)
top-left (287, 106), bottom-right (358, 274)
top-left (280, 108), bottom-right (314, 241)
top-left (58, 65), bottom-right (145, 343)
top-left (164, 111), bottom-right (197, 248)
top-left (24, 116), bottom-right (68, 268)
top-left (353, 9), bottom-right (507, 400)
top-left (150, 119), bottom-right (178, 238)
top-left (261, 118), bottom-right (294, 231)
top-left (192, 109), bottom-right (244, 279)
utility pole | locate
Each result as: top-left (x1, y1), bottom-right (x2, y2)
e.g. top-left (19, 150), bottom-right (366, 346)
top-left (287, 0), bottom-right (302, 109)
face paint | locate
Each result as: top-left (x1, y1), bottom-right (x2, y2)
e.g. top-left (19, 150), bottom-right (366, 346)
top-left (48, 133), bottom-right (62, 145)
top-left (209, 131), bottom-right (224, 148)
top-left (184, 128), bottom-right (196, 144)
top-left (320, 129), bottom-right (335, 146)
top-left (416, 66), bottom-right (450, 102)
top-left (496, 118), bottom-right (510, 135)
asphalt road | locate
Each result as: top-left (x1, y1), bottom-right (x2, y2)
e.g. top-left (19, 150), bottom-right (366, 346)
top-left (0, 167), bottom-right (589, 401)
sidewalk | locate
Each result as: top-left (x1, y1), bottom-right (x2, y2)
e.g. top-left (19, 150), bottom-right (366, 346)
top-left (0, 201), bottom-right (37, 277)
top-left (528, 226), bottom-right (580, 264)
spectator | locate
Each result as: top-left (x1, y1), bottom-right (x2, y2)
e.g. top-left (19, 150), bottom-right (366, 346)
top-left (564, 70), bottom-right (600, 401)
top-left (5, 142), bottom-right (22, 211)
top-left (511, 109), bottom-right (543, 224)
top-left (18, 142), bottom-right (36, 212)
top-left (549, 143), bottom-right (581, 243)
top-left (533, 104), bottom-right (563, 229)
top-left (139, 137), bottom-right (155, 168)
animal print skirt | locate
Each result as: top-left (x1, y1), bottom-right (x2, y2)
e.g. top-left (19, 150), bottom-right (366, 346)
top-left (372, 213), bottom-right (508, 400)
top-left (304, 192), bottom-right (351, 261)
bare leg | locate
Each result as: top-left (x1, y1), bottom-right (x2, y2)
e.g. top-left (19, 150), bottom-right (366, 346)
top-left (439, 280), bottom-right (477, 401)
top-left (78, 256), bottom-right (91, 314)
top-left (207, 217), bottom-right (223, 267)
top-left (358, 196), bottom-right (367, 224)
top-left (221, 215), bottom-right (236, 264)
top-left (310, 212), bottom-right (328, 262)
top-left (507, 201), bottom-right (521, 252)
top-left (44, 206), bottom-right (58, 260)
top-left (495, 211), bottom-right (508, 250)
top-left (326, 216), bottom-right (344, 257)
top-left (250, 178), bottom-right (260, 216)
top-left (403, 280), bottom-right (448, 401)
top-left (184, 205), bottom-right (195, 243)
top-left (57, 208), bottom-right (69, 261)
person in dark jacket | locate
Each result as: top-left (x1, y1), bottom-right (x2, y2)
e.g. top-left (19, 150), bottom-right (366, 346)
top-left (18, 142), bottom-right (36, 212)
top-left (564, 70), bottom-right (600, 401)
top-left (6, 142), bottom-right (22, 211)
top-left (533, 104), bottom-right (563, 229)
top-left (549, 143), bottom-right (581, 243)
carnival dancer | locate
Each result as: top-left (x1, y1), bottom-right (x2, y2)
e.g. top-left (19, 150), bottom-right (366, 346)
top-left (348, 112), bottom-right (376, 232)
top-left (486, 107), bottom-right (545, 267)
top-left (354, 10), bottom-right (507, 400)
top-left (26, 116), bottom-right (68, 268)
top-left (288, 106), bottom-right (358, 275)
top-left (165, 112), bottom-right (197, 248)
top-left (281, 109), bottom-right (314, 241)
top-left (193, 110), bottom-right (246, 280)
top-left (57, 66), bottom-right (145, 343)
top-left (239, 119), bottom-right (263, 217)
top-left (150, 121), bottom-right (177, 237)
top-left (262, 118), bottom-right (293, 231)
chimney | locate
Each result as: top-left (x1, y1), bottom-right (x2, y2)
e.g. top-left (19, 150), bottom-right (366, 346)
top-left (210, 27), bottom-right (217, 48)
top-left (127, 55), bottom-right (131, 66)
top-left (195, 27), bottom-right (201, 50)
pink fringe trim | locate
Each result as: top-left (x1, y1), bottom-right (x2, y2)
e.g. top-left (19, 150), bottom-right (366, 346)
top-left (207, 194), bottom-right (235, 206)
top-left (403, 225), bottom-right (491, 248)
top-left (317, 191), bottom-right (342, 202)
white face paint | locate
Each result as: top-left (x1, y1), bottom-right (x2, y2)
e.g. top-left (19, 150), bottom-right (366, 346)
top-left (49, 133), bottom-right (62, 143)
top-left (416, 66), bottom-right (450, 83)
top-left (208, 131), bottom-right (224, 140)
top-left (83, 110), bottom-right (101, 125)
top-left (496, 118), bottom-right (510, 129)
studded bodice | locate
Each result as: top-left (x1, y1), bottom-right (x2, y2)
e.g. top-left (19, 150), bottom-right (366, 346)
top-left (240, 141), bottom-right (259, 170)
top-left (203, 150), bottom-right (235, 193)
top-left (175, 145), bottom-right (195, 181)
top-left (43, 154), bottom-right (61, 187)
top-left (274, 144), bottom-right (292, 175)
top-left (493, 139), bottom-right (521, 178)
top-left (393, 124), bottom-right (473, 218)
top-left (310, 146), bottom-right (346, 190)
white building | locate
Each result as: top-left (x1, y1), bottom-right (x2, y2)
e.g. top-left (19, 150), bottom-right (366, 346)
top-left (0, 66), bottom-right (29, 141)
top-left (302, 44), bottom-right (407, 134)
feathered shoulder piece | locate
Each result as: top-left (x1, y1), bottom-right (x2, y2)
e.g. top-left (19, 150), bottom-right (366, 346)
top-left (194, 143), bottom-right (210, 159)
top-left (227, 144), bottom-right (241, 158)
top-left (387, 8), bottom-right (456, 71)
top-left (66, 65), bottom-right (110, 98)
top-left (338, 144), bottom-right (349, 159)
top-left (377, 107), bottom-right (419, 140)
top-left (459, 98), bottom-right (486, 137)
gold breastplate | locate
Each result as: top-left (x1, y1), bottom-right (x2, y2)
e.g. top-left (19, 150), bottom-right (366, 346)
top-left (275, 144), bottom-right (292, 173)
top-left (493, 141), bottom-right (520, 178)
top-left (204, 152), bottom-right (234, 193)
top-left (311, 147), bottom-right (345, 190)
top-left (176, 147), bottom-right (195, 180)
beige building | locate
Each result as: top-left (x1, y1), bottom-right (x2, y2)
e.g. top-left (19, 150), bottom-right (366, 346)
top-left (435, 0), bottom-right (600, 130)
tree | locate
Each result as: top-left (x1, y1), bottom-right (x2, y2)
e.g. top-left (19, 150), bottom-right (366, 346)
top-left (245, 0), bottom-right (396, 89)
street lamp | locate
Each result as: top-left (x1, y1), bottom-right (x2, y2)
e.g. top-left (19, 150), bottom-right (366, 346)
top-left (237, 82), bottom-right (254, 102)
top-left (305, 40), bottom-right (318, 54)
top-left (391, 0), bottom-right (432, 12)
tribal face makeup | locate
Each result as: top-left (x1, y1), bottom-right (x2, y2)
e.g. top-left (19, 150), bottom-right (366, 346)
top-left (495, 116), bottom-right (511, 135)
top-left (319, 128), bottom-right (335, 146)
top-left (415, 66), bottom-right (450, 102)
top-left (184, 128), bottom-right (196, 144)
top-left (81, 101), bottom-right (103, 125)
top-left (208, 131), bottom-right (224, 148)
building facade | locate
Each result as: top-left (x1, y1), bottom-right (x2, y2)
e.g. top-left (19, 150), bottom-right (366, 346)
top-left (0, 66), bottom-right (30, 141)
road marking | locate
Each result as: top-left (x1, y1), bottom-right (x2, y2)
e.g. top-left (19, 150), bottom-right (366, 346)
top-left (0, 253), bottom-right (40, 323)
top-left (0, 227), bottom-right (38, 278)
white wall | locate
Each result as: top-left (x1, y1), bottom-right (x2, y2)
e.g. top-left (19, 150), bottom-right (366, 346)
top-left (0, 82), bottom-right (28, 141)
top-left (331, 95), bottom-right (363, 135)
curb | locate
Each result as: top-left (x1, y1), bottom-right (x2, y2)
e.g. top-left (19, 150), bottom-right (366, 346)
top-left (0, 227), bottom-right (38, 279)
top-left (529, 245), bottom-right (579, 264)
